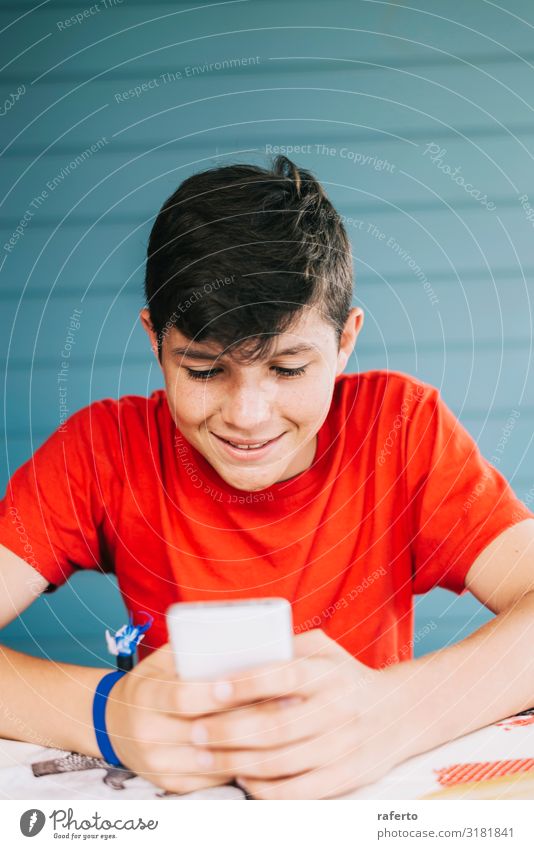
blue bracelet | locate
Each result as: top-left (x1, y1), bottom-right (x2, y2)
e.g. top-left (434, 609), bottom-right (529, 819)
top-left (93, 670), bottom-right (127, 767)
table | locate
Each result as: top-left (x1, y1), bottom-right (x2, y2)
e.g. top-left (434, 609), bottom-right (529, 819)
top-left (1, 709), bottom-right (534, 800)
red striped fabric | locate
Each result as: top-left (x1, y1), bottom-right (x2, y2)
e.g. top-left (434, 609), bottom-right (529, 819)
top-left (435, 759), bottom-right (534, 786)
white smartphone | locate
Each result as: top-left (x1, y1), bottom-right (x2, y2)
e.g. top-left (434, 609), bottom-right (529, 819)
top-left (166, 598), bottom-right (294, 681)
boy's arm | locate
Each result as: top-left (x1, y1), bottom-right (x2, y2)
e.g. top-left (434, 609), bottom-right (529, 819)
top-left (0, 543), bottom-right (51, 628)
top-left (390, 517), bottom-right (534, 756)
top-left (0, 543), bottom-right (107, 756)
top-left (0, 546), bottom-right (242, 794)
top-left (0, 642), bottom-right (107, 757)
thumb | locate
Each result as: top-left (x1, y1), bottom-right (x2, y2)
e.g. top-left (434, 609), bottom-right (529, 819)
top-left (135, 640), bottom-right (177, 677)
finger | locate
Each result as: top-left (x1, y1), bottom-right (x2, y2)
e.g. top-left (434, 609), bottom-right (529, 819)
top-left (189, 695), bottom-right (333, 750)
top-left (201, 655), bottom-right (336, 709)
top-left (206, 721), bottom-right (358, 780)
top-left (145, 767), bottom-right (230, 796)
top-left (139, 674), bottom-right (249, 718)
top-left (142, 647), bottom-right (336, 716)
top-left (133, 731), bottom-right (358, 787)
top-left (153, 659), bottom-right (327, 717)
top-left (132, 643), bottom-right (238, 717)
top-left (238, 736), bottom-right (398, 799)
top-left (173, 775), bottom-right (236, 796)
top-left (137, 743), bottom-right (234, 784)
top-left (107, 670), bottom-right (221, 721)
top-left (237, 756), bottom-right (370, 800)
top-left (161, 679), bottom-right (235, 717)
top-left (107, 715), bottom-right (194, 755)
top-left (141, 637), bottom-right (340, 716)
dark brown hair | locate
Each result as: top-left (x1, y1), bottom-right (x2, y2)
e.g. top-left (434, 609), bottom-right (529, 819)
top-left (144, 155), bottom-right (353, 362)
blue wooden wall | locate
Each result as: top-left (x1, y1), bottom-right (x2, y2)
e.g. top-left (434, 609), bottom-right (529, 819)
top-left (1, 0), bottom-right (533, 665)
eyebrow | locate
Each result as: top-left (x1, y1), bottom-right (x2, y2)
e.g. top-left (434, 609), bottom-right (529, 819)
top-left (170, 343), bottom-right (317, 362)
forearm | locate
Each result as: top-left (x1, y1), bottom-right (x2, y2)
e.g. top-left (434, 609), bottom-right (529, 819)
top-left (0, 642), bottom-right (108, 757)
top-left (385, 590), bottom-right (534, 759)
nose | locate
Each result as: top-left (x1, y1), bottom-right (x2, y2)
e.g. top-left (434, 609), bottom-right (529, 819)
top-left (220, 374), bottom-right (275, 432)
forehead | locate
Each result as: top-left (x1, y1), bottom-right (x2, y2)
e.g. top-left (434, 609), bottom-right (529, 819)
top-left (166, 307), bottom-right (336, 359)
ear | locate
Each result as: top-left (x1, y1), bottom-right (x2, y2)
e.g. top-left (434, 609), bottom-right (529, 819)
top-left (139, 308), bottom-right (160, 361)
top-left (336, 307), bottom-right (364, 376)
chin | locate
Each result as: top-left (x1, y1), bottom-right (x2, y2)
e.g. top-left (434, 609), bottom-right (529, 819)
top-left (220, 469), bottom-right (277, 492)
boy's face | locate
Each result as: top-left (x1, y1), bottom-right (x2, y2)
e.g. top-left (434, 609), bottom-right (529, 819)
top-left (140, 306), bottom-right (364, 492)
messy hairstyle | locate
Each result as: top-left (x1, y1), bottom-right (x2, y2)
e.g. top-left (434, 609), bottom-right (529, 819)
top-left (144, 155), bottom-right (354, 362)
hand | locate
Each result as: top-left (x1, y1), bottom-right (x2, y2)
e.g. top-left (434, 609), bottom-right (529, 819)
top-left (184, 629), bottom-right (410, 799)
top-left (105, 642), bottom-right (242, 795)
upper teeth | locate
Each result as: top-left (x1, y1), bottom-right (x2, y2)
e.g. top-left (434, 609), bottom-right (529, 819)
top-left (227, 440), bottom-right (268, 449)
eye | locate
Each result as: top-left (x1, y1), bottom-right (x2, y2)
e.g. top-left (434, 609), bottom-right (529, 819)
top-left (184, 368), bottom-right (222, 381)
top-left (272, 366), bottom-right (307, 378)
top-left (184, 365), bottom-right (308, 381)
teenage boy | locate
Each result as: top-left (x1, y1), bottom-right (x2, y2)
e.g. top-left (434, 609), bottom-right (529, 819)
top-left (1, 156), bottom-right (534, 800)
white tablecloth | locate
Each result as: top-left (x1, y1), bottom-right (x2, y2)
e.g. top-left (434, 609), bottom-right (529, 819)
top-left (1, 709), bottom-right (533, 799)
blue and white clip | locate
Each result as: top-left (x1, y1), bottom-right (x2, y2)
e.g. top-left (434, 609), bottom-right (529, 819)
top-left (105, 611), bottom-right (154, 669)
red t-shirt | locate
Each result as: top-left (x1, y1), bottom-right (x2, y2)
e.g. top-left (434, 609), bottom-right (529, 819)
top-left (1, 370), bottom-right (532, 668)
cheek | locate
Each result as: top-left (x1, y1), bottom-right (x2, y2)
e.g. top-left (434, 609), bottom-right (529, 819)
top-left (164, 373), bottom-right (197, 422)
top-left (288, 374), bottom-right (331, 416)
top-left (300, 381), bottom-right (335, 432)
top-left (166, 380), bottom-right (218, 428)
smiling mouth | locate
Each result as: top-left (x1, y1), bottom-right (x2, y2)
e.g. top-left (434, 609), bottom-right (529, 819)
top-left (212, 433), bottom-right (283, 451)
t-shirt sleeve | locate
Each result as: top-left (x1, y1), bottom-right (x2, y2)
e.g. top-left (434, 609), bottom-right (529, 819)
top-left (405, 384), bottom-right (534, 595)
top-left (0, 400), bottom-right (121, 593)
